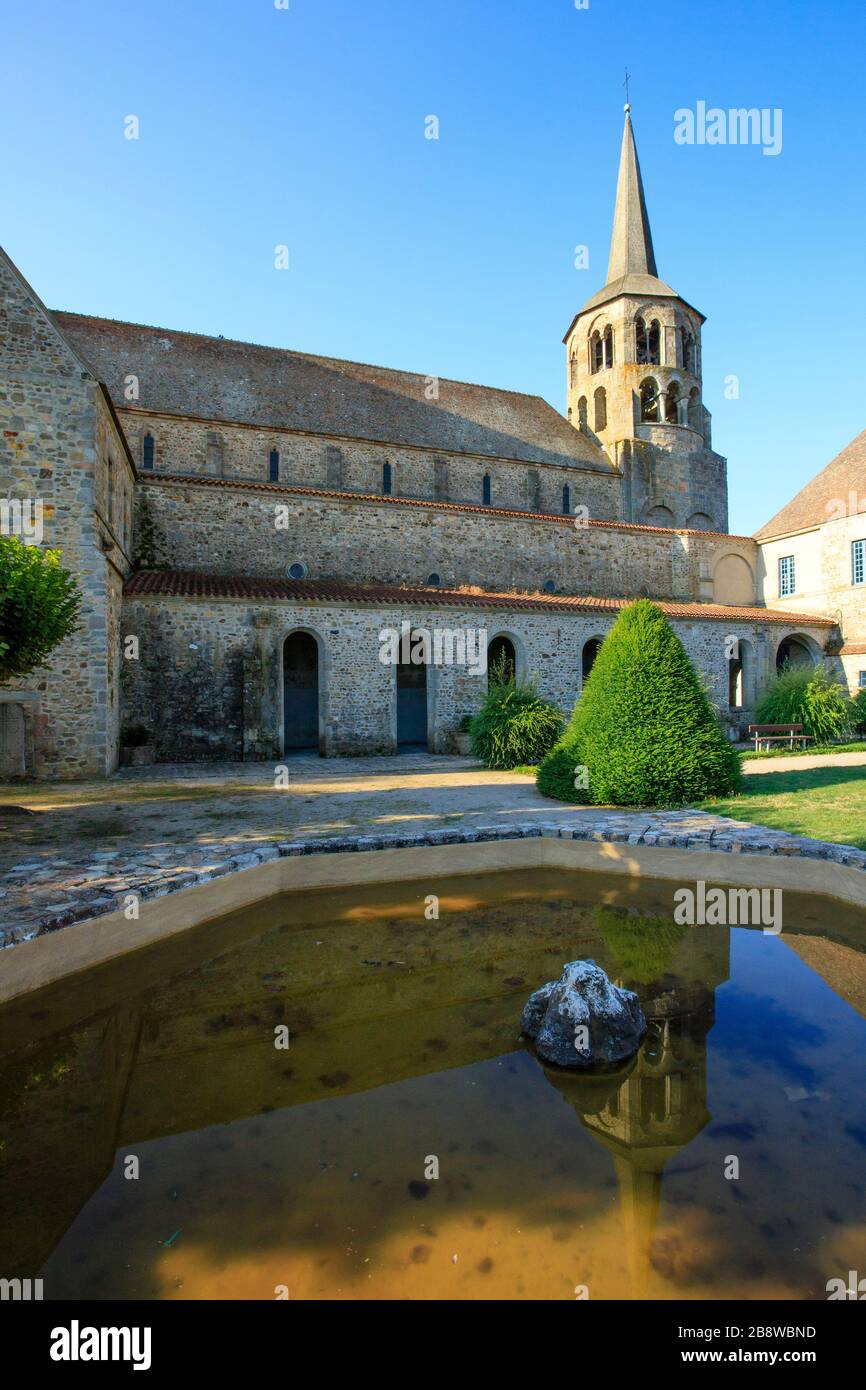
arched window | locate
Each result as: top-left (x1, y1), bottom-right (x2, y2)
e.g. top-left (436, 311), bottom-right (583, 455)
top-left (487, 634), bottom-right (517, 684)
top-left (603, 325), bottom-right (614, 368)
top-left (637, 317), bottom-right (660, 365)
top-left (593, 387), bottom-right (607, 432)
top-left (142, 432), bottom-right (154, 470)
top-left (590, 331), bottom-right (603, 374)
top-left (482, 473), bottom-right (491, 505)
top-left (577, 396), bottom-right (588, 430)
top-left (569, 353), bottom-right (578, 388)
top-left (582, 637), bottom-right (603, 681)
top-left (562, 484), bottom-right (571, 515)
top-left (269, 449), bottom-right (280, 482)
top-left (636, 317), bottom-right (648, 364)
top-left (681, 327), bottom-right (696, 373)
top-left (776, 635), bottom-right (815, 672)
top-left (640, 378), bottom-right (659, 423)
top-left (382, 461), bottom-right (392, 495)
top-left (648, 319), bottom-right (661, 364)
top-left (665, 381), bottom-right (680, 424)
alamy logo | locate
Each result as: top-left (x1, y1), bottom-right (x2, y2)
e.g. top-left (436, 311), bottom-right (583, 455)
top-left (0, 498), bottom-right (43, 544)
top-left (0, 1277), bottom-right (43, 1300)
top-left (827, 1271), bottom-right (866, 1299)
top-left (379, 621), bottom-right (487, 676)
top-left (674, 102), bottom-right (783, 156)
top-left (673, 880), bottom-right (782, 933)
top-left (50, 1320), bottom-right (152, 1371)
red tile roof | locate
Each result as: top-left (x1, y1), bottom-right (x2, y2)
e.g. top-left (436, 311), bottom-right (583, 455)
top-left (140, 471), bottom-right (754, 541)
top-left (124, 570), bottom-right (836, 626)
top-left (841, 643), bottom-right (866, 656)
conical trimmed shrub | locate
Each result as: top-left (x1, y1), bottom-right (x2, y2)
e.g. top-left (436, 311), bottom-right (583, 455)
top-left (537, 600), bottom-right (742, 806)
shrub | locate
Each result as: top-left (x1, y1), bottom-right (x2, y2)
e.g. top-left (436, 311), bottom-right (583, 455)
top-left (469, 662), bottom-right (563, 770)
top-left (0, 537), bottom-right (81, 682)
top-left (850, 689), bottom-right (866, 735)
top-left (537, 600), bottom-right (742, 806)
top-left (754, 664), bottom-right (850, 743)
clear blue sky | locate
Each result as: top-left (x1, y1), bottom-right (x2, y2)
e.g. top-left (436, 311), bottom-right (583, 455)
top-left (3, 0), bottom-right (864, 534)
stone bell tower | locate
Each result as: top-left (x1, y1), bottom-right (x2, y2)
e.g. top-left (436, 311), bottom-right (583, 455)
top-left (564, 107), bottom-right (728, 532)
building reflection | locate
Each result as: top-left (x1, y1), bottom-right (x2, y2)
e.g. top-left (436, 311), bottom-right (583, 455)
top-left (537, 915), bottom-right (730, 1298)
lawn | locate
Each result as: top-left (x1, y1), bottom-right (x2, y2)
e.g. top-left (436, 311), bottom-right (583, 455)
top-left (699, 765), bottom-right (866, 850)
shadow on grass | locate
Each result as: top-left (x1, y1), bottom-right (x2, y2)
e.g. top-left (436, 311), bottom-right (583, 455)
top-left (701, 763), bottom-right (866, 849)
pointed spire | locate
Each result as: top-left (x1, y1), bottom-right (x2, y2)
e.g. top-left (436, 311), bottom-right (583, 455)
top-left (606, 108), bottom-right (658, 283)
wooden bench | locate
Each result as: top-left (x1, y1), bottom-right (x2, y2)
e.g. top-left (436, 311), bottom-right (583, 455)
top-left (747, 723), bottom-right (813, 752)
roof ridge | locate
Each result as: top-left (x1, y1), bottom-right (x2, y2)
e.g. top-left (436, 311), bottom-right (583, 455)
top-left (50, 309), bottom-right (549, 404)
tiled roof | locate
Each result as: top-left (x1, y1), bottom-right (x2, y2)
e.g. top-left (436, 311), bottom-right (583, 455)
top-left (841, 643), bottom-right (866, 656)
top-left (53, 311), bottom-right (611, 472)
top-left (124, 569), bottom-right (836, 625)
top-left (140, 471), bottom-right (753, 540)
top-left (754, 428), bottom-right (866, 540)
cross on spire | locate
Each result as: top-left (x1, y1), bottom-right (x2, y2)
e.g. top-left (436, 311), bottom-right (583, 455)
top-left (623, 68), bottom-right (631, 111)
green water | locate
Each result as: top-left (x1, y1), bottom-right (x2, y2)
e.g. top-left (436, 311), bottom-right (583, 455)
top-left (1, 868), bottom-right (865, 1300)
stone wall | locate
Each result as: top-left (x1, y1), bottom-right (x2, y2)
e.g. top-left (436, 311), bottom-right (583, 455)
top-left (119, 408), bottom-right (623, 521)
top-left (135, 475), bottom-right (757, 603)
top-left (0, 252), bottom-right (137, 778)
top-left (121, 591), bottom-right (833, 761)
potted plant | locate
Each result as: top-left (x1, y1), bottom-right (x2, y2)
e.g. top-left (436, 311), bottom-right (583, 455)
top-left (454, 715), bottom-right (474, 756)
top-left (120, 723), bottom-right (155, 767)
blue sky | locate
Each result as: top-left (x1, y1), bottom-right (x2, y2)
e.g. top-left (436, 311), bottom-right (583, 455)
top-left (3, 0), bottom-right (864, 534)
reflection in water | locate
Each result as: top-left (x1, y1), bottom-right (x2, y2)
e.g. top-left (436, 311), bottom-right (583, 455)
top-left (1, 869), bottom-right (866, 1300)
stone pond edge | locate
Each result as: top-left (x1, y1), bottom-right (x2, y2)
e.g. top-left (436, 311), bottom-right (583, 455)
top-left (3, 809), bottom-right (865, 950)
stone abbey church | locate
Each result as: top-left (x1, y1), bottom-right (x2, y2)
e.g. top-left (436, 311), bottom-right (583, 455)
top-left (2, 112), bottom-right (864, 779)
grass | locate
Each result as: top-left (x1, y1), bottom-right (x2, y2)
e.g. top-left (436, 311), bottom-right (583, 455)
top-left (742, 740), bottom-right (866, 761)
top-left (699, 765), bottom-right (866, 850)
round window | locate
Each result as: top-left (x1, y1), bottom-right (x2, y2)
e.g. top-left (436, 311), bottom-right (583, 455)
top-left (287, 562), bottom-right (307, 580)
top-left (426, 572), bottom-right (441, 587)
top-left (543, 579), bottom-right (556, 594)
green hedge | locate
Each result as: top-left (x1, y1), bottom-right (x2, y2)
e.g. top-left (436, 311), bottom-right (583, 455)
top-left (537, 600), bottom-right (742, 806)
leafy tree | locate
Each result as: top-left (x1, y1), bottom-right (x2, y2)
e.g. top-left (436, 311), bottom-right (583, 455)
top-left (850, 688), bottom-right (866, 735)
top-left (538, 600), bottom-right (742, 806)
top-left (469, 656), bottom-right (563, 769)
top-left (0, 537), bottom-right (81, 682)
top-left (755, 663), bottom-right (850, 743)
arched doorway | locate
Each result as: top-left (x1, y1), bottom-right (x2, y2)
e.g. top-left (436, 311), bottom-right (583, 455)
top-left (776, 635), bottom-right (815, 672)
top-left (728, 637), bottom-right (752, 710)
top-left (582, 637), bottom-right (603, 682)
top-left (283, 631), bottom-right (320, 751)
top-left (488, 634), bottom-right (517, 684)
top-left (397, 645), bottom-right (428, 747)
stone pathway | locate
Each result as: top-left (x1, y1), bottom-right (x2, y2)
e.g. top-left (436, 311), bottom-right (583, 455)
top-left (1, 752), bottom-right (865, 949)
top-left (742, 750), bottom-right (866, 776)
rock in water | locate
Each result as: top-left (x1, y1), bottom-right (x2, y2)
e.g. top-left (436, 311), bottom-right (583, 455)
top-left (520, 959), bottom-right (645, 1068)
